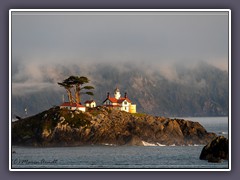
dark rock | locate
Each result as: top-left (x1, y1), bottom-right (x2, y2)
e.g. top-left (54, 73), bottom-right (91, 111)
top-left (126, 136), bottom-right (144, 146)
top-left (199, 136), bottom-right (228, 163)
top-left (12, 106), bottom-right (217, 147)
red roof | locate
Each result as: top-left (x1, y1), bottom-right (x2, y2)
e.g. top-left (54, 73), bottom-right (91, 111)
top-left (103, 96), bottom-right (131, 104)
top-left (108, 97), bottom-right (118, 103)
top-left (60, 102), bottom-right (85, 108)
top-left (117, 97), bottom-right (131, 103)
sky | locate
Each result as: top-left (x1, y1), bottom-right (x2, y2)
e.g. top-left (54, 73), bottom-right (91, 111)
top-left (11, 10), bottom-right (230, 95)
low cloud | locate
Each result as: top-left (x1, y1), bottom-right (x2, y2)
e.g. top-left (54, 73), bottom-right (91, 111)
top-left (12, 82), bottom-right (58, 95)
top-left (11, 58), bottom-right (227, 96)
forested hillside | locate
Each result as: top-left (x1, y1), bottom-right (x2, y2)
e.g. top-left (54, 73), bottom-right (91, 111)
top-left (12, 62), bottom-right (228, 117)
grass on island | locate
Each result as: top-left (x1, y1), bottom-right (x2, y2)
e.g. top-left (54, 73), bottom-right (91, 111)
top-left (132, 112), bottom-right (146, 117)
top-left (59, 109), bottom-right (91, 128)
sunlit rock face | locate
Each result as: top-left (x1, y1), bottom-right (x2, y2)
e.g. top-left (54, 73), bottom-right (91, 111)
top-left (12, 106), bottom-right (217, 147)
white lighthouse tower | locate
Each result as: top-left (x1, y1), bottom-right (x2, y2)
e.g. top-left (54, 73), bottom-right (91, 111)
top-left (114, 87), bottom-right (121, 100)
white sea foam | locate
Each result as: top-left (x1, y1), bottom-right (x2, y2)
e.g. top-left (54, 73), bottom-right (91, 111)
top-left (12, 119), bottom-right (17, 122)
top-left (102, 143), bottom-right (116, 146)
top-left (188, 144), bottom-right (200, 147)
top-left (142, 141), bottom-right (157, 146)
top-left (142, 141), bottom-right (166, 146)
top-left (156, 143), bottom-right (166, 146)
top-left (219, 131), bottom-right (228, 135)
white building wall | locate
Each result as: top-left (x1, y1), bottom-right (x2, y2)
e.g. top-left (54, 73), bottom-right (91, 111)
top-left (90, 102), bottom-right (96, 107)
top-left (60, 106), bottom-right (85, 112)
top-left (77, 107), bottom-right (86, 112)
top-left (86, 102), bottom-right (96, 107)
top-left (121, 100), bottom-right (130, 112)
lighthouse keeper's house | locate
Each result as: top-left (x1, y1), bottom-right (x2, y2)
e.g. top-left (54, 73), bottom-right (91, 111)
top-left (102, 87), bottom-right (136, 113)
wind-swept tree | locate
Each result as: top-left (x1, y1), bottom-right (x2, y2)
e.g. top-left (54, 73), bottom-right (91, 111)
top-left (57, 81), bottom-right (74, 103)
top-left (76, 76), bottom-right (94, 104)
top-left (58, 76), bottom-right (94, 104)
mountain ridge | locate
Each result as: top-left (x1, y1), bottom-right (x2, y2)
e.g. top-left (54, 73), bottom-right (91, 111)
top-left (12, 62), bottom-right (228, 117)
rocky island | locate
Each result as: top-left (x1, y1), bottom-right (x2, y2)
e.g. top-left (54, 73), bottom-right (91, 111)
top-left (12, 106), bottom-right (217, 147)
top-left (12, 75), bottom-right (218, 147)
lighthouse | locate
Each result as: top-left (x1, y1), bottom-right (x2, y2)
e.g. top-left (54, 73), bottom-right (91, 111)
top-left (114, 87), bottom-right (121, 100)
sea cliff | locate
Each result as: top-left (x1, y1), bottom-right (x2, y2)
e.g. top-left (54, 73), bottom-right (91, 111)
top-left (12, 106), bottom-right (217, 146)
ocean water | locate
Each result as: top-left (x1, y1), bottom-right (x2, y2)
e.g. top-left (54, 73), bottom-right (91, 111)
top-left (11, 117), bottom-right (229, 170)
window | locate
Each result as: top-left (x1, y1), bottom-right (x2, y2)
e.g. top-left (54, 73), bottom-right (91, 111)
top-left (124, 101), bottom-right (128, 105)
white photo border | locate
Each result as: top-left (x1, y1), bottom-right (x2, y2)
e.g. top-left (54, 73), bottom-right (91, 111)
top-left (9, 9), bottom-right (231, 172)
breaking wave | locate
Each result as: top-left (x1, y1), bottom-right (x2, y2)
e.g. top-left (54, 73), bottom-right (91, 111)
top-left (218, 131), bottom-right (228, 135)
top-left (142, 141), bottom-right (167, 146)
top-left (142, 141), bottom-right (157, 146)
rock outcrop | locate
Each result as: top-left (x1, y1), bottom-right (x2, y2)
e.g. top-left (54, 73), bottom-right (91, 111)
top-left (12, 106), bottom-right (217, 147)
top-left (199, 136), bottom-right (228, 163)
